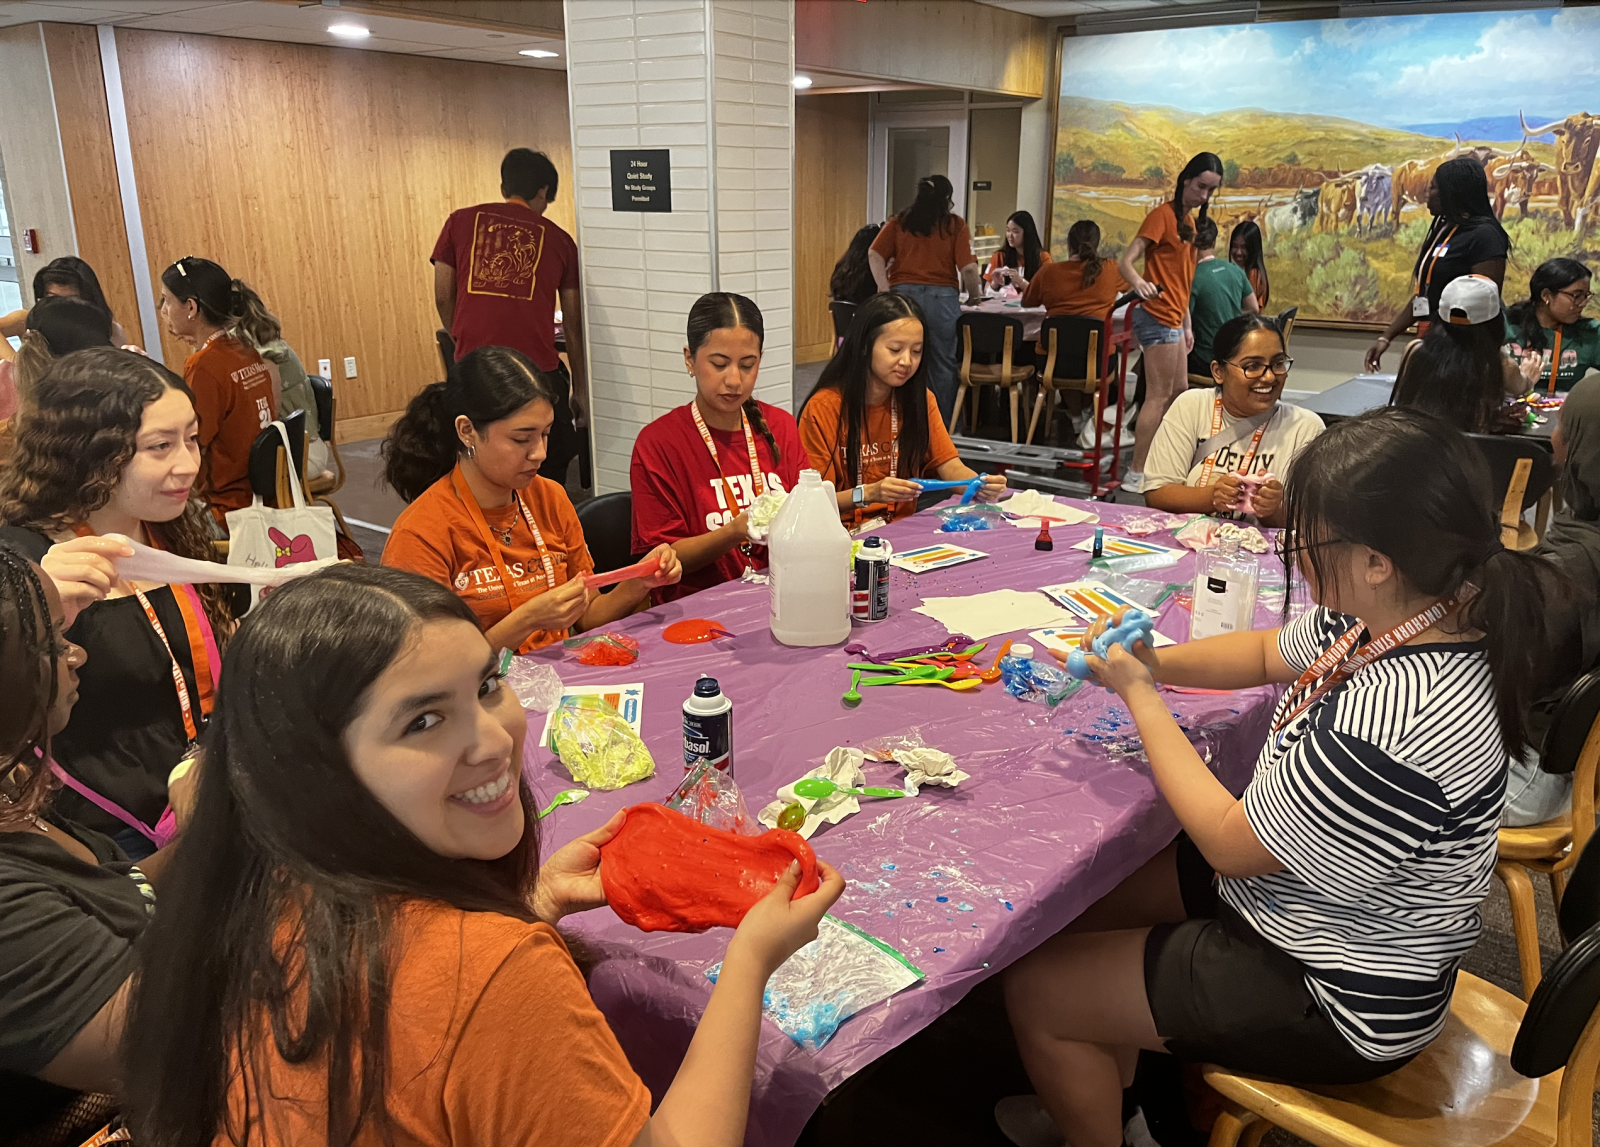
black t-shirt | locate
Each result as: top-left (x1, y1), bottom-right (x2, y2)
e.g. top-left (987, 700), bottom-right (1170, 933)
top-left (0, 815), bottom-right (152, 1131)
top-left (1414, 216), bottom-right (1510, 321)
top-left (0, 527), bottom-right (203, 837)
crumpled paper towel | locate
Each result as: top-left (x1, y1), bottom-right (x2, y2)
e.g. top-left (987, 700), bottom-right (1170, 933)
top-left (1174, 517), bottom-right (1269, 554)
top-left (895, 746), bottom-right (968, 794)
top-left (1000, 489), bottom-right (1097, 529)
top-left (759, 746), bottom-right (866, 839)
top-left (744, 489), bottom-right (790, 544)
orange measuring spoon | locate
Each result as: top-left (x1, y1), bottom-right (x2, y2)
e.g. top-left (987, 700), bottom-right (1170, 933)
top-left (979, 639), bottom-right (1013, 682)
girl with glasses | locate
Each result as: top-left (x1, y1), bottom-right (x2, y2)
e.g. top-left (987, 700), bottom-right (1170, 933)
top-left (1142, 314), bottom-right (1324, 526)
top-left (1504, 257), bottom-right (1600, 393)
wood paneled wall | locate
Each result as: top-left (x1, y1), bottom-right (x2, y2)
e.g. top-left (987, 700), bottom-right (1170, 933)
top-left (795, 93), bottom-right (868, 365)
top-left (113, 28), bottom-right (575, 439)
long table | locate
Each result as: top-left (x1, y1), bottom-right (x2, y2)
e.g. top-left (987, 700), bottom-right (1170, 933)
top-left (528, 500), bottom-right (1284, 1147)
top-left (1298, 374), bottom-right (1557, 440)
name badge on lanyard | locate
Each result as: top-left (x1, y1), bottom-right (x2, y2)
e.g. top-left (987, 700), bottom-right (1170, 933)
top-left (1412, 295), bottom-right (1430, 317)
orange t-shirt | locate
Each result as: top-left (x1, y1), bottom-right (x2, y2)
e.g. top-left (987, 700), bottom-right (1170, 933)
top-left (383, 472), bottom-right (595, 648)
top-left (986, 249), bottom-right (1052, 278)
top-left (870, 216), bottom-right (976, 288)
top-left (221, 902), bottom-right (652, 1147)
top-left (185, 335), bottom-right (276, 517)
top-left (1134, 202), bottom-right (1198, 329)
top-left (799, 387), bottom-right (959, 523)
top-left (1022, 259), bottom-right (1127, 318)
top-left (1247, 266), bottom-right (1269, 310)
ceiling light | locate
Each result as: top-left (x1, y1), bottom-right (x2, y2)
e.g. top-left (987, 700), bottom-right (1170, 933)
top-left (793, 75), bottom-right (813, 89)
top-left (520, 48), bottom-right (560, 58)
top-left (328, 23), bottom-right (370, 38)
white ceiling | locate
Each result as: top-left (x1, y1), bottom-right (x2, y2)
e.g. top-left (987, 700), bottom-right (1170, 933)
top-left (0, 1), bottom-right (566, 68)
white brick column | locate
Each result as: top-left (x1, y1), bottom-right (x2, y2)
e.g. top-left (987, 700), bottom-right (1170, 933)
top-left (565, 0), bottom-right (795, 495)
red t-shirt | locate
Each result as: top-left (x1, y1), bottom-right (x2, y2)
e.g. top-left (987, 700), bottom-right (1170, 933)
top-left (431, 201), bottom-right (579, 371)
top-left (630, 401), bottom-right (803, 602)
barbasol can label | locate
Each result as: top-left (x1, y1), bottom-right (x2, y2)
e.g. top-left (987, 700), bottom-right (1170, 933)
top-left (682, 708), bottom-right (732, 771)
top-left (852, 537), bottom-right (890, 622)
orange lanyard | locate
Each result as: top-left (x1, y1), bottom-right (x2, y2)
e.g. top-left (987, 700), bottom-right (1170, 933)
top-left (689, 400), bottom-right (766, 515)
top-left (1197, 392), bottom-right (1272, 490)
top-left (1547, 326), bottom-right (1564, 395)
top-left (1414, 223), bottom-right (1460, 302)
top-left (451, 464), bottom-right (559, 651)
top-left (1273, 588), bottom-right (1475, 735)
top-left (71, 523), bottom-right (214, 744)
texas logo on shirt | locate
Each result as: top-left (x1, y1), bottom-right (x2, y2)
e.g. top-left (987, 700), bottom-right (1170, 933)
top-left (702, 472), bottom-right (787, 531)
top-left (467, 213), bottom-right (544, 300)
top-left (453, 553), bottom-right (569, 595)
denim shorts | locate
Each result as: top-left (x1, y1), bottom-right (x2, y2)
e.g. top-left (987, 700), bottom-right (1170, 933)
top-left (1130, 306), bottom-right (1183, 347)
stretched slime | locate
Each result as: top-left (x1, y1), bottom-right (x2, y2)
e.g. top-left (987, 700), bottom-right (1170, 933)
top-left (1066, 609), bottom-right (1154, 679)
top-left (600, 803), bottom-right (820, 932)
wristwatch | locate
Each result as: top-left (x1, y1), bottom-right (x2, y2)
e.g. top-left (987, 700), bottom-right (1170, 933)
top-left (853, 484), bottom-right (866, 507)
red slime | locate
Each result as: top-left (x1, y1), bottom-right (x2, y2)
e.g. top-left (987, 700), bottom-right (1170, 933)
top-left (663, 618), bottom-right (732, 644)
top-left (575, 634), bottom-right (639, 665)
top-left (599, 803), bottom-right (820, 933)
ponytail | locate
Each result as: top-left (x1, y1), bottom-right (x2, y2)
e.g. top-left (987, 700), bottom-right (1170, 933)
top-left (161, 257), bottom-right (282, 348)
top-left (382, 346), bottom-right (559, 503)
top-left (1067, 220), bottom-right (1103, 288)
top-left (742, 398), bottom-right (779, 463)
top-left (1171, 152), bottom-right (1223, 244)
top-left (12, 331), bottom-right (56, 405)
top-left (229, 280), bottom-right (282, 348)
top-left (1464, 545), bottom-right (1572, 752)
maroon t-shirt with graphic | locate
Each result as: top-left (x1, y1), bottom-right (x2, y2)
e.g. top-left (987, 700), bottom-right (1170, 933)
top-left (431, 201), bottom-right (579, 371)
top-left (630, 402), bottom-right (803, 602)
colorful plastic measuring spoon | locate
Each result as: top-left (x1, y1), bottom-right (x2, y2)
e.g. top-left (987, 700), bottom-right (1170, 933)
top-left (791, 777), bottom-right (909, 801)
top-left (537, 788), bottom-right (589, 819)
top-left (843, 669), bottom-right (863, 707)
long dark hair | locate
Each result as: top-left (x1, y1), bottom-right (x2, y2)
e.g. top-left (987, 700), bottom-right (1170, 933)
top-left (33, 255), bottom-right (114, 322)
top-left (686, 292), bottom-right (779, 463)
top-left (122, 565), bottom-right (542, 1147)
top-left (803, 292), bottom-right (931, 486)
top-left (830, 223), bottom-right (881, 303)
top-left (0, 544), bottom-right (58, 828)
top-left (382, 347), bottom-right (560, 503)
top-left (1415, 157), bottom-right (1510, 276)
top-left (1229, 220), bottom-right (1267, 302)
top-left (1171, 152), bottom-right (1223, 243)
top-left (161, 257), bottom-right (281, 348)
top-left (1508, 257), bottom-right (1592, 353)
top-left (1283, 407), bottom-right (1566, 753)
top-left (1390, 320), bottom-right (1507, 434)
top-left (13, 296), bottom-right (115, 402)
top-left (999, 211), bottom-right (1043, 278)
top-left (0, 348), bottom-right (231, 634)
top-left (900, 174), bottom-right (956, 238)
top-left (1067, 220), bottom-right (1104, 287)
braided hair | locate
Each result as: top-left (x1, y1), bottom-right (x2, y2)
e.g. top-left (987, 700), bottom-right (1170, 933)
top-left (0, 543), bottom-right (58, 828)
top-left (685, 292), bottom-right (778, 462)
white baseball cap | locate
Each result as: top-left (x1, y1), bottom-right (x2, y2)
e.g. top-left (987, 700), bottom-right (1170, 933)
top-left (1439, 274), bottom-right (1503, 326)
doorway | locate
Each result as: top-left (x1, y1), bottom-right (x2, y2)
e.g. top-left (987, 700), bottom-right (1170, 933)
top-left (869, 104), bottom-right (968, 222)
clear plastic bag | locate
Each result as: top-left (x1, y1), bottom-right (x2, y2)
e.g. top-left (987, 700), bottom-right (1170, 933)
top-left (549, 695), bottom-right (657, 790)
top-left (935, 503), bottom-right (1004, 532)
top-left (562, 632), bottom-right (640, 666)
top-left (706, 915), bottom-right (924, 1049)
top-left (1000, 653), bottom-right (1081, 707)
top-left (505, 659), bottom-right (564, 711)
top-left (665, 758), bottom-right (761, 835)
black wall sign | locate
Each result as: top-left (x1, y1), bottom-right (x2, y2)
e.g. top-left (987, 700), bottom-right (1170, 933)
top-left (611, 149), bottom-right (672, 213)
top-left (972, 180), bottom-right (992, 191)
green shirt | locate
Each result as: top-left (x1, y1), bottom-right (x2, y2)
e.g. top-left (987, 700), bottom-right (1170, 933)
top-left (1189, 258), bottom-right (1255, 366)
top-left (1503, 315), bottom-right (1600, 392)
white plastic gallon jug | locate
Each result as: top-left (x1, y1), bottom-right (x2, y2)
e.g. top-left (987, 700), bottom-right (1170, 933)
top-left (767, 469), bottom-right (852, 646)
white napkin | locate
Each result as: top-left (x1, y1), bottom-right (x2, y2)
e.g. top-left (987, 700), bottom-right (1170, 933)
top-left (1001, 489), bottom-right (1098, 529)
top-left (913, 588), bottom-right (1077, 640)
top-left (896, 747), bottom-right (968, 794)
top-left (758, 746), bottom-right (867, 840)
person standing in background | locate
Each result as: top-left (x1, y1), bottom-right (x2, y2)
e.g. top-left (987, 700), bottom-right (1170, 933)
top-left (1188, 218), bottom-right (1259, 374)
top-left (868, 175), bottom-right (983, 425)
top-left (1229, 221), bottom-right (1270, 311)
top-left (432, 148), bottom-right (588, 488)
top-left (1119, 152), bottom-right (1224, 491)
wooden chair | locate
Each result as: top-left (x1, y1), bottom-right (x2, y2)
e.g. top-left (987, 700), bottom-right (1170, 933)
top-left (828, 300), bottom-right (857, 349)
top-left (1205, 832), bottom-right (1600, 1147)
top-left (1469, 433), bottom-right (1556, 550)
top-left (247, 409), bottom-right (306, 509)
top-left (1498, 668), bottom-right (1600, 999)
top-left (1027, 314), bottom-right (1101, 445)
top-left (953, 312), bottom-right (1035, 442)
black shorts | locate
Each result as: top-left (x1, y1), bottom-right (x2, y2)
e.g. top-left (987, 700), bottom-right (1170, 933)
top-left (1143, 835), bottom-right (1415, 1085)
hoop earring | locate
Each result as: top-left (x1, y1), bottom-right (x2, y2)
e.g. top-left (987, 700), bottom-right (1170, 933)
top-left (464, 444), bottom-right (476, 460)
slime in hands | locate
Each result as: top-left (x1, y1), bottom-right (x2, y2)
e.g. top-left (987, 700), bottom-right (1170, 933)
top-left (1066, 609), bottom-right (1154, 679)
top-left (599, 803), bottom-right (820, 933)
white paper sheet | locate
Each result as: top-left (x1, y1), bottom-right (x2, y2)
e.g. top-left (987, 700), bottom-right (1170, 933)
top-left (912, 588), bottom-right (1077, 640)
top-left (1000, 489), bottom-right (1098, 529)
top-left (107, 533), bottom-right (339, 587)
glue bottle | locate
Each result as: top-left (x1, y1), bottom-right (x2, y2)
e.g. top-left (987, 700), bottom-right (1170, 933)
top-left (1190, 533), bottom-right (1260, 641)
top-left (682, 676), bottom-right (733, 773)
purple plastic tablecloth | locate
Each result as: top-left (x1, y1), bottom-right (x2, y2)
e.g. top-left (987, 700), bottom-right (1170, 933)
top-left (526, 501), bottom-right (1283, 1147)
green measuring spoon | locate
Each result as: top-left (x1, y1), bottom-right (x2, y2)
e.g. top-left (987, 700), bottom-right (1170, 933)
top-left (537, 788), bottom-right (589, 819)
top-left (843, 669), bottom-right (863, 707)
top-left (792, 777), bottom-right (909, 800)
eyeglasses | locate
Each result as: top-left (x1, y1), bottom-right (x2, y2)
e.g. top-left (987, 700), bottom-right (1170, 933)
top-left (1272, 529), bottom-right (1341, 560)
top-left (1557, 286), bottom-right (1593, 307)
top-left (1227, 357), bottom-right (1294, 381)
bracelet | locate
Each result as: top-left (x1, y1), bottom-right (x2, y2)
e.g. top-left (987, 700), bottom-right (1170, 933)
top-left (1376, 336), bottom-right (1391, 346)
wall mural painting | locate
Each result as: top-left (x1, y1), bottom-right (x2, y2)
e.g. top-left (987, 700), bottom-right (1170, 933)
top-left (1052, 8), bottom-right (1600, 325)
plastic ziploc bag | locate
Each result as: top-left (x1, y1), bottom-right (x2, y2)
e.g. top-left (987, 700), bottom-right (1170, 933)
top-left (706, 915), bottom-right (924, 1049)
top-left (562, 632), bottom-right (640, 666)
top-left (936, 503), bottom-right (1004, 532)
top-left (505, 659), bottom-right (564, 711)
top-left (665, 758), bottom-right (761, 835)
top-left (549, 695), bottom-right (656, 790)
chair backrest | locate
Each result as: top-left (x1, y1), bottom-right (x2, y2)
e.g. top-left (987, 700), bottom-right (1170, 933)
top-left (1467, 433), bottom-right (1555, 516)
top-left (1275, 305), bottom-right (1299, 350)
top-left (308, 374), bottom-right (334, 443)
top-left (828, 300), bottom-right (857, 342)
top-left (956, 311), bottom-right (1027, 360)
top-left (1562, 833), bottom-right (1600, 945)
top-left (436, 329), bottom-right (456, 376)
top-left (574, 491), bottom-right (634, 579)
top-left (1037, 315), bottom-right (1100, 387)
top-left (248, 409), bottom-right (306, 507)
top-left (1511, 909), bottom-right (1600, 1081)
top-left (1540, 667), bottom-right (1600, 777)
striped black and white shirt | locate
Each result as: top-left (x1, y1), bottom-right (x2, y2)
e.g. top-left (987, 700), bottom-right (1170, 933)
top-left (1218, 606), bottom-right (1507, 1062)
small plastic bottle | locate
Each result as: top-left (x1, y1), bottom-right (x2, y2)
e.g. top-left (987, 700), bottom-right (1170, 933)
top-left (1190, 533), bottom-right (1261, 641)
top-left (998, 644), bottom-right (1079, 706)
